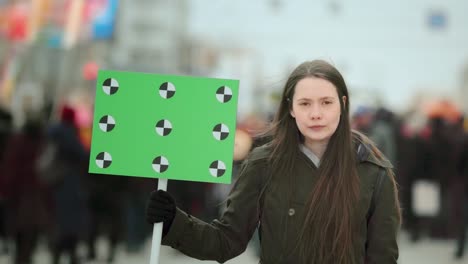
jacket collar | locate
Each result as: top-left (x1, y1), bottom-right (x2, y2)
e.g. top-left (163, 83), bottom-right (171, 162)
top-left (356, 142), bottom-right (393, 169)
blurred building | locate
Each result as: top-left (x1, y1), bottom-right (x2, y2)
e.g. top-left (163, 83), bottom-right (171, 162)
top-left (0, 0), bottom-right (193, 127)
top-left (111, 0), bottom-right (189, 74)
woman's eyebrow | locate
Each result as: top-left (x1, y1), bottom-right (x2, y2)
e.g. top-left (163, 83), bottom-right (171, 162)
top-left (296, 97), bottom-right (336, 101)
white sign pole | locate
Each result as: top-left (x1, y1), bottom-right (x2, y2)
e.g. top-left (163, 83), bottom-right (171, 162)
top-left (149, 178), bottom-right (168, 264)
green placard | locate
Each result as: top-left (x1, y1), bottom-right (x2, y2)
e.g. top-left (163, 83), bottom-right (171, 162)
top-left (88, 70), bottom-right (239, 184)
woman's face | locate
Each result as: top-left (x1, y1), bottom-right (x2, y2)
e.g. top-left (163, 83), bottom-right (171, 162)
top-left (290, 77), bottom-right (344, 148)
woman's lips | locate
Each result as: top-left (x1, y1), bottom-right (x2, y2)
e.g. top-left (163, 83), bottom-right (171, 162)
top-left (309, 125), bottom-right (325, 130)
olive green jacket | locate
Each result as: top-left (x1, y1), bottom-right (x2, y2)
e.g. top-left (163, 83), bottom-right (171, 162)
top-left (162, 143), bottom-right (400, 263)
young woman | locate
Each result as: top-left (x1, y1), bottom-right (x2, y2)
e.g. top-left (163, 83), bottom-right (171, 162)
top-left (146, 60), bottom-right (401, 264)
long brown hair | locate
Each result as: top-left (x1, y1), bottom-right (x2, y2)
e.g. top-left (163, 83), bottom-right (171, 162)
top-left (266, 60), bottom-right (359, 263)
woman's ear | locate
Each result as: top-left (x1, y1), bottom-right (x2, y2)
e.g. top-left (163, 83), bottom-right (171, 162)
top-left (342, 96), bottom-right (347, 108)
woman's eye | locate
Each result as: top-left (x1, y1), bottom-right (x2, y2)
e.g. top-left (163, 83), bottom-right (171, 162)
top-left (299, 102), bottom-right (309, 106)
top-left (323, 101), bottom-right (332, 105)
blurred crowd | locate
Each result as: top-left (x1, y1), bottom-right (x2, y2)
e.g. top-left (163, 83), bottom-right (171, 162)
top-left (0, 97), bottom-right (467, 264)
top-left (0, 103), bottom-right (155, 264)
top-left (350, 102), bottom-right (467, 249)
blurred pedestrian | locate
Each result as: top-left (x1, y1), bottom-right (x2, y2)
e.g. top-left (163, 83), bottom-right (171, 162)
top-left (422, 117), bottom-right (464, 239)
top-left (123, 178), bottom-right (152, 253)
top-left (395, 114), bottom-right (428, 239)
top-left (86, 174), bottom-right (125, 263)
top-left (44, 104), bottom-right (88, 264)
top-left (0, 115), bottom-right (46, 264)
top-left (369, 107), bottom-right (397, 165)
top-left (351, 105), bottom-right (374, 135)
top-left (146, 60), bottom-right (401, 263)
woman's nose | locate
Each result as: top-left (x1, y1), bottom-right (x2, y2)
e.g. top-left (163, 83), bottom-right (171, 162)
top-left (309, 105), bottom-right (322, 120)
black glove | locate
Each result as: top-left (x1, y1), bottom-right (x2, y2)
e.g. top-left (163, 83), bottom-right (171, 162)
top-left (146, 190), bottom-right (176, 236)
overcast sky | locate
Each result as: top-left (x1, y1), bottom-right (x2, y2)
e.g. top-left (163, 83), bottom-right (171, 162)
top-left (187, 0), bottom-right (468, 112)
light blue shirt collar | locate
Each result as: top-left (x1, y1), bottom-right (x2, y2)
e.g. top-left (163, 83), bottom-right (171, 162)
top-left (300, 144), bottom-right (320, 167)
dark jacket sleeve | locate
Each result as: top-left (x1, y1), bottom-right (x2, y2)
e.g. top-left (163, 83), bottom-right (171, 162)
top-left (366, 169), bottom-right (400, 264)
top-left (161, 158), bottom-right (264, 262)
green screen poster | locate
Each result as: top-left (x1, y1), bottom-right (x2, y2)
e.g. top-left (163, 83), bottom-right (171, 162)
top-left (88, 70), bottom-right (239, 184)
